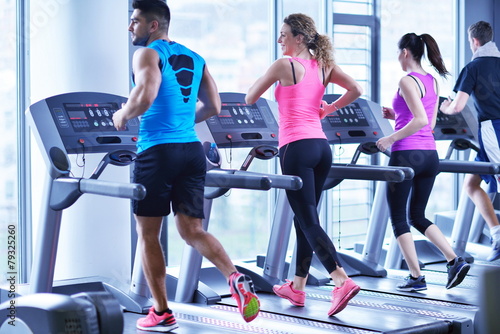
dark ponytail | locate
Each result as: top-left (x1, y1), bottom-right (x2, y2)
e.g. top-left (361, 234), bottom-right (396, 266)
top-left (398, 33), bottom-right (449, 77)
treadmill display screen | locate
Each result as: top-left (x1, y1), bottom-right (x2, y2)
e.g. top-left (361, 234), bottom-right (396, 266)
top-left (58, 102), bottom-right (121, 132)
top-left (323, 102), bottom-right (370, 128)
top-left (217, 102), bottom-right (268, 129)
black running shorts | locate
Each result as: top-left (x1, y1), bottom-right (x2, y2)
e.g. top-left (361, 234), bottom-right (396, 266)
top-left (132, 142), bottom-right (206, 218)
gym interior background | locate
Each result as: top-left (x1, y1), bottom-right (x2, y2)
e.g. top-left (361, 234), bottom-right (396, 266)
top-left (1, 0), bottom-right (500, 297)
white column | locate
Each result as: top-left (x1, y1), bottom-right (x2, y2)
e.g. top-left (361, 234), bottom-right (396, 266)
top-left (29, 0), bottom-right (132, 283)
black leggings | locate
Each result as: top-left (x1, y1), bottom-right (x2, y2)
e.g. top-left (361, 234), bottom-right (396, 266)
top-left (387, 150), bottom-right (439, 238)
top-left (279, 139), bottom-right (341, 277)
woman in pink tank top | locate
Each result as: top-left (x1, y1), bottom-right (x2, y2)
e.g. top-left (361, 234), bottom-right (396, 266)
top-left (246, 13), bottom-right (362, 316)
top-left (377, 33), bottom-right (470, 292)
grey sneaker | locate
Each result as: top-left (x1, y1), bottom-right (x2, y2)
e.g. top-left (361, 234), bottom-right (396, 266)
top-left (487, 238), bottom-right (500, 262)
top-left (397, 275), bottom-right (427, 292)
top-left (446, 257), bottom-right (470, 289)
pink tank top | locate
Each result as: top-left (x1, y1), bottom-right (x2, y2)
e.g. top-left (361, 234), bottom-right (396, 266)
top-left (391, 72), bottom-right (437, 151)
top-left (274, 58), bottom-right (327, 148)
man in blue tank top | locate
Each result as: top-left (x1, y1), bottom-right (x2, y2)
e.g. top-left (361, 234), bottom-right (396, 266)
top-left (440, 20), bottom-right (500, 262)
top-left (113, 1), bottom-right (259, 331)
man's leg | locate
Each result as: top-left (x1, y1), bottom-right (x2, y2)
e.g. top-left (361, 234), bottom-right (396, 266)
top-left (175, 212), bottom-right (260, 322)
top-left (136, 215), bottom-right (169, 312)
top-left (464, 173), bottom-right (500, 261)
top-left (464, 173), bottom-right (499, 229)
top-left (175, 212), bottom-right (236, 279)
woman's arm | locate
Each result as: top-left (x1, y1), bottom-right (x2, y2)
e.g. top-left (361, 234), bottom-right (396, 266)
top-left (245, 59), bottom-right (286, 104)
top-left (376, 76), bottom-right (428, 151)
top-left (428, 77), bottom-right (439, 129)
top-left (320, 64), bottom-right (363, 118)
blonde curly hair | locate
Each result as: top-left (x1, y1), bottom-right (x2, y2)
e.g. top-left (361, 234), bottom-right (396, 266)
top-left (283, 13), bottom-right (335, 68)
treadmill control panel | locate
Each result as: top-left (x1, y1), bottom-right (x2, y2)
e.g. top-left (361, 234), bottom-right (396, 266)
top-left (27, 92), bottom-right (140, 154)
top-left (205, 92), bottom-right (279, 148)
top-left (322, 102), bottom-right (370, 128)
top-left (57, 102), bottom-right (136, 133)
top-left (434, 97), bottom-right (477, 141)
top-left (203, 93), bottom-right (393, 148)
top-left (321, 94), bottom-right (393, 144)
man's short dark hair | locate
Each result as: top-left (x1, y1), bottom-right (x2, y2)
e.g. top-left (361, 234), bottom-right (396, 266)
top-left (132, 0), bottom-right (170, 32)
top-left (468, 21), bottom-right (493, 46)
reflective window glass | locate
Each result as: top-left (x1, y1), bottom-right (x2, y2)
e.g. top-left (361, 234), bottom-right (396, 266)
top-left (0, 0), bottom-right (18, 285)
top-left (333, 0), bottom-right (373, 15)
top-left (165, 0), bottom-right (272, 265)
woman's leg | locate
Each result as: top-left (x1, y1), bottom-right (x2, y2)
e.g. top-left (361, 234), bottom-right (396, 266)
top-left (280, 140), bottom-right (345, 286)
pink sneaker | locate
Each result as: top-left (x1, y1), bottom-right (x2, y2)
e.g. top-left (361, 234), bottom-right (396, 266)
top-left (229, 272), bottom-right (260, 323)
top-left (273, 280), bottom-right (305, 306)
top-left (328, 278), bottom-right (360, 316)
top-left (136, 307), bottom-right (179, 332)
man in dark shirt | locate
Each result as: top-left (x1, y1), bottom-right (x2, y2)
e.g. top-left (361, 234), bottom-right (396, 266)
top-left (441, 20), bottom-right (500, 262)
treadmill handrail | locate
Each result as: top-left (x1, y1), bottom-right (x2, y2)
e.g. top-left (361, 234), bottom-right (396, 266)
top-left (438, 160), bottom-right (500, 174)
top-left (205, 169), bottom-right (273, 199)
top-left (324, 164), bottom-right (408, 190)
top-left (79, 178), bottom-right (146, 200)
top-left (204, 169), bottom-right (303, 199)
top-left (49, 177), bottom-right (146, 211)
top-left (328, 164), bottom-right (407, 182)
top-left (239, 171), bottom-right (303, 191)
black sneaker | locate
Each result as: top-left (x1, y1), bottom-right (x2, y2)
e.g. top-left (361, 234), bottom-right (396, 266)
top-left (397, 275), bottom-right (427, 292)
top-left (446, 256), bottom-right (470, 289)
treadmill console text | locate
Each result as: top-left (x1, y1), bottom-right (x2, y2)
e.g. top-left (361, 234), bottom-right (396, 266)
top-left (204, 93), bottom-right (279, 148)
top-left (323, 102), bottom-right (370, 128)
top-left (321, 94), bottom-right (393, 144)
top-left (55, 102), bottom-right (138, 133)
top-left (28, 92), bottom-right (140, 154)
top-left (213, 102), bottom-right (268, 129)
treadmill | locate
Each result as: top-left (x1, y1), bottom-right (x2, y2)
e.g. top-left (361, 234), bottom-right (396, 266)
top-left (332, 97), bottom-right (489, 333)
top-left (0, 92), bottom-right (147, 333)
top-left (385, 98), bottom-right (500, 267)
top-left (196, 93), bottom-right (464, 333)
top-left (433, 99), bottom-right (500, 263)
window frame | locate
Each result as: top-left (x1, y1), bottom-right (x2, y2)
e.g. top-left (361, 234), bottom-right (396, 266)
top-left (17, 0), bottom-right (32, 284)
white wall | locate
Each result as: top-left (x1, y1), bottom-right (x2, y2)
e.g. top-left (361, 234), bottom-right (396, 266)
top-left (29, 0), bottom-right (133, 285)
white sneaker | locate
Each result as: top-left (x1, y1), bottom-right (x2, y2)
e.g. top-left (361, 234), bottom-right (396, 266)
top-left (487, 238), bottom-right (500, 262)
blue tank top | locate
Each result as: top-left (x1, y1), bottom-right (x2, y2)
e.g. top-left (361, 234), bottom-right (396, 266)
top-left (136, 40), bottom-right (205, 153)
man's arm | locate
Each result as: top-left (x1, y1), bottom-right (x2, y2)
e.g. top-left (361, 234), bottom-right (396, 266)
top-left (439, 91), bottom-right (470, 115)
top-left (113, 48), bottom-right (162, 130)
top-left (195, 65), bottom-right (221, 123)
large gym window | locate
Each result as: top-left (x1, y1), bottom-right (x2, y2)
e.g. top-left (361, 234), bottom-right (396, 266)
top-left (333, 0), bottom-right (373, 15)
top-left (165, 1), bottom-right (273, 265)
top-left (321, 1), bottom-right (378, 250)
top-left (0, 0), bottom-right (20, 285)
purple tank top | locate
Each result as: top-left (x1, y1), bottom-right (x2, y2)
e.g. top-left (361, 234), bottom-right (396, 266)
top-left (391, 72), bottom-right (437, 151)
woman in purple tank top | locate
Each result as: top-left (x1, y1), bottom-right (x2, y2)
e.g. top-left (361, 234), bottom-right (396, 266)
top-left (377, 33), bottom-right (470, 292)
